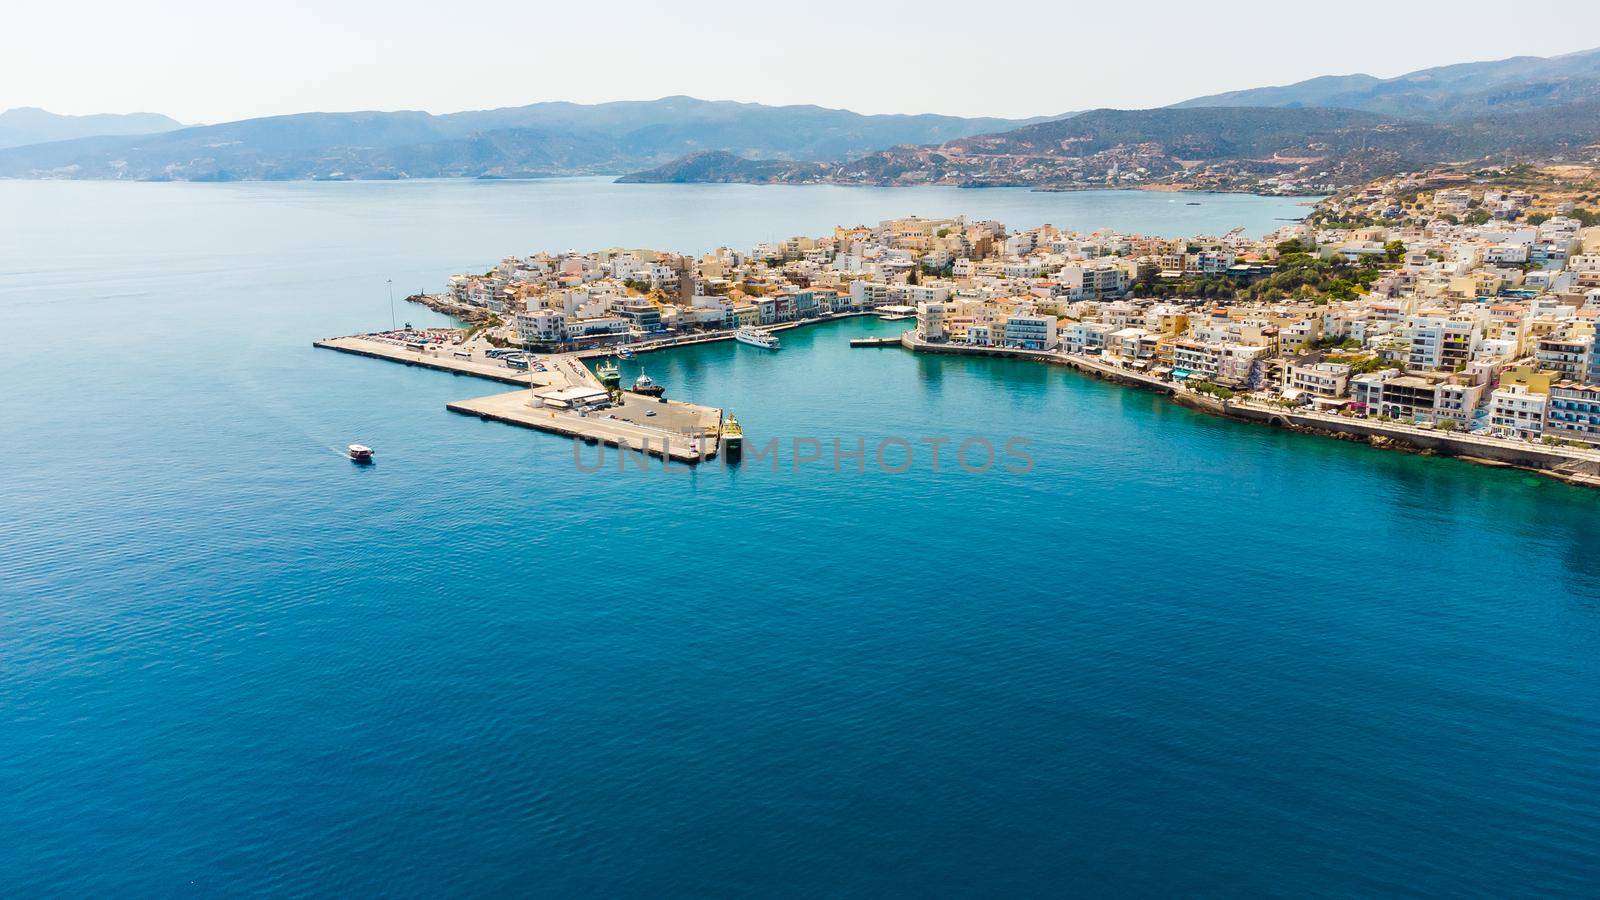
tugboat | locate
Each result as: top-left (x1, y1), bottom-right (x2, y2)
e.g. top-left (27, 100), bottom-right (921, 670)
top-left (348, 443), bottom-right (375, 464)
top-left (595, 358), bottom-right (622, 391)
top-left (631, 370), bottom-right (666, 397)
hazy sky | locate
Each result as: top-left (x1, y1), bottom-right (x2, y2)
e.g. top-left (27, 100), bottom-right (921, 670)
top-left (6, 0), bottom-right (1600, 123)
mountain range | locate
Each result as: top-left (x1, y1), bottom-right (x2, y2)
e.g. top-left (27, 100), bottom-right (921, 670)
top-left (0, 97), bottom-right (1045, 181)
top-left (4, 46), bottom-right (1600, 187)
top-left (0, 107), bottom-right (184, 150)
top-left (626, 48), bottom-right (1600, 190)
top-left (1171, 46), bottom-right (1600, 120)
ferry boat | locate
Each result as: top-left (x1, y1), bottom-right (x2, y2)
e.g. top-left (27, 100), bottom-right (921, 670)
top-left (631, 370), bottom-right (666, 397)
top-left (348, 444), bottom-right (374, 463)
top-left (735, 325), bottom-right (781, 350)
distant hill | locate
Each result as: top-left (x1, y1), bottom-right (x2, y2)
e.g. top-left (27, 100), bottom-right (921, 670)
top-left (1171, 46), bottom-right (1600, 120)
top-left (0, 96), bottom-right (1052, 180)
top-left (0, 107), bottom-right (183, 149)
top-left (930, 107), bottom-right (1405, 160)
top-left (623, 103), bottom-right (1600, 190)
top-left (616, 150), bottom-right (828, 184)
top-left (628, 107), bottom-right (1436, 186)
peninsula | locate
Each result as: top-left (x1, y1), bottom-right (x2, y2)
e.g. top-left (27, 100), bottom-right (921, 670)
top-left (320, 164), bottom-right (1600, 485)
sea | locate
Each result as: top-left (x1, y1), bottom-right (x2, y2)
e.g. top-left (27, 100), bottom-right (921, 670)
top-left (2, 177), bottom-right (1598, 896)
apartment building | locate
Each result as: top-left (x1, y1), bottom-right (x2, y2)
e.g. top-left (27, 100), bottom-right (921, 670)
top-left (1535, 335), bottom-right (1592, 382)
top-left (1004, 314), bottom-right (1059, 350)
top-left (1546, 382), bottom-right (1600, 444)
top-left (1406, 315), bottom-right (1480, 371)
top-left (1287, 361), bottom-right (1351, 399)
top-left (1489, 384), bottom-right (1547, 438)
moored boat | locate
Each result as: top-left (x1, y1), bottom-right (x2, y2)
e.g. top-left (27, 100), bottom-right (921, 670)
top-left (719, 413), bottom-right (743, 461)
top-left (631, 370), bottom-right (666, 397)
top-left (735, 325), bottom-right (781, 350)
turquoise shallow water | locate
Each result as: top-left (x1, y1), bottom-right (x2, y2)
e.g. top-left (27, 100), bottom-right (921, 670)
top-left (3, 179), bottom-right (1599, 896)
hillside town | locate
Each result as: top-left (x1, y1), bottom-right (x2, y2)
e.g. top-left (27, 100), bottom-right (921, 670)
top-left (427, 169), bottom-right (1600, 451)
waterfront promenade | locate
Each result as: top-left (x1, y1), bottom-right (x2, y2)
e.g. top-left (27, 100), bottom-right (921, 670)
top-left (898, 332), bottom-right (1600, 487)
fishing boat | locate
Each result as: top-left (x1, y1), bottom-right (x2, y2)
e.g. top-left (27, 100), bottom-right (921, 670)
top-left (348, 444), bottom-right (374, 463)
top-left (631, 370), bottom-right (666, 397)
top-left (735, 325), bottom-right (781, 350)
top-left (595, 358), bottom-right (622, 390)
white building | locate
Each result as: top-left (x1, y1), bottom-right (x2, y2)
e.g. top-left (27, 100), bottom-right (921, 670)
top-left (1489, 384), bottom-right (1547, 439)
top-left (515, 308), bottom-right (566, 344)
top-left (1004, 314), bottom-right (1059, 350)
top-left (1288, 362), bottom-right (1351, 399)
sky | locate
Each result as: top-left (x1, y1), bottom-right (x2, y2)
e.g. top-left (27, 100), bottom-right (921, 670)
top-left (6, 0), bottom-right (1600, 124)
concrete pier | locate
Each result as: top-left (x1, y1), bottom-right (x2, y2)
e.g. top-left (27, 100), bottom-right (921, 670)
top-left (316, 332), bottom-right (726, 462)
top-left (315, 336), bottom-right (535, 386)
top-left (447, 390), bottom-right (721, 463)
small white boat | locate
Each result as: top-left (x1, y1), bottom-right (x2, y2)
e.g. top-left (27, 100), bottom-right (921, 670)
top-left (348, 444), bottom-right (374, 463)
top-left (617, 347), bottom-right (636, 359)
top-left (735, 325), bottom-right (781, 350)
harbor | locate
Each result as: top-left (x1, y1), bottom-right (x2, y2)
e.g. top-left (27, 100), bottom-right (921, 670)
top-left (315, 329), bottom-right (734, 463)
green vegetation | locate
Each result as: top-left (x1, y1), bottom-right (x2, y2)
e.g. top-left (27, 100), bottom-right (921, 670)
top-left (465, 314), bottom-right (503, 342)
top-left (1330, 352), bottom-right (1391, 375)
top-left (1132, 244), bottom-right (1388, 305)
top-left (1312, 336), bottom-right (1363, 351)
top-left (1188, 380), bottom-right (1235, 400)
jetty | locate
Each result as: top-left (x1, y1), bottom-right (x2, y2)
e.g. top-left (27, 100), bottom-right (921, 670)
top-left (314, 334), bottom-right (535, 386)
top-left (315, 332), bottom-right (731, 463)
top-left (447, 391), bottom-right (721, 463)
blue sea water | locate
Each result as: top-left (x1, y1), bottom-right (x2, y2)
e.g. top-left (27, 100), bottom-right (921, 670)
top-left (3, 178), bottom-right (1599, 896)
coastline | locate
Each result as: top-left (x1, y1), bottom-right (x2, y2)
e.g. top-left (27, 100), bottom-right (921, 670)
top-left (899, 332), bottom-right (1600, 490)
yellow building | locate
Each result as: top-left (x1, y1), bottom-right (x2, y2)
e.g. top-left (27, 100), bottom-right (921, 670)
top-left (1500, 365), bottom-right (1554, 393)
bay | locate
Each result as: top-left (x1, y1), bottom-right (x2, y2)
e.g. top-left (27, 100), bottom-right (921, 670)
top-left (2, 177), bottom-right (1597, 897)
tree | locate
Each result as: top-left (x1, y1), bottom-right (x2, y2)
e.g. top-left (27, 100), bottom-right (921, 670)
top-left (1384, 240), bottom-right (1406, 263)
